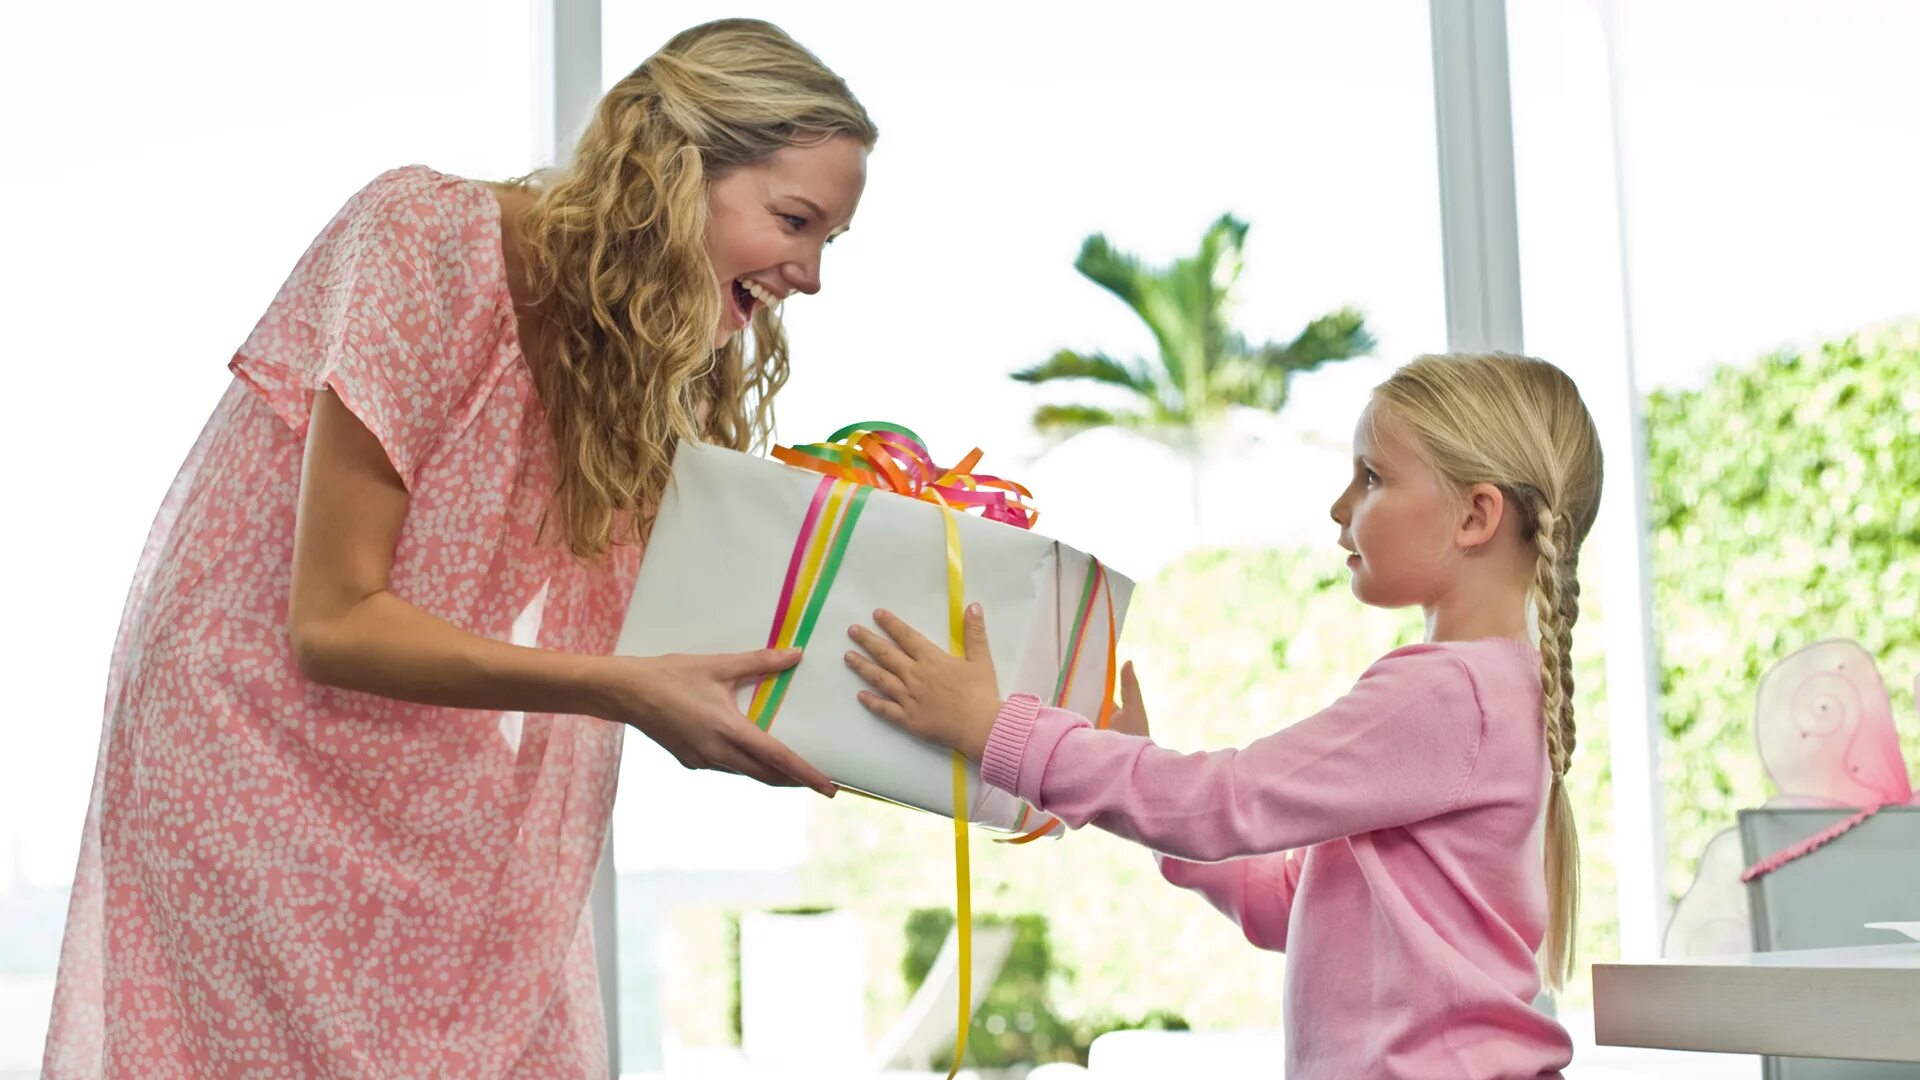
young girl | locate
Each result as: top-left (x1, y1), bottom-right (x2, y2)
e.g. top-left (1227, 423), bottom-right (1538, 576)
top-left (45, 19), bottom-right (872, 1079)
top-left (846, 353), bottom-right (1601, 1078)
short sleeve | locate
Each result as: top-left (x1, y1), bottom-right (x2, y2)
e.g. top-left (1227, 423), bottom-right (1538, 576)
top-left (229, 165), bottom-right (513, 489)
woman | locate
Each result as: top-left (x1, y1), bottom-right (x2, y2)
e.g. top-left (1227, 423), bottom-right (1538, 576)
top-left (43, 18), bottom-right (874, 1078)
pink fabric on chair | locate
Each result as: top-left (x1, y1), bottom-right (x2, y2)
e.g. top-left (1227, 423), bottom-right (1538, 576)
top-left (1740, 640), bottom-right (1916, 882)
top-left (1665, 640), bottom-right (1919, 958)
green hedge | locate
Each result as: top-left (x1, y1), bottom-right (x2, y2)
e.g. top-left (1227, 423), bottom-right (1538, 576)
top-left (1645, 323), bottom-right (1920, 895)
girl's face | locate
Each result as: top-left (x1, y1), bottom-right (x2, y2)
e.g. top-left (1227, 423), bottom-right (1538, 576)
top-left (1329, 401), bottom-right (1464, 608)
top-left (705, 134), bottom-right (868, 349)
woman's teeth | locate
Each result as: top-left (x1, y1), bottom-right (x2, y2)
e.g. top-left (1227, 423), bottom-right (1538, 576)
top-left (739, 279), bottom-right (779, 309)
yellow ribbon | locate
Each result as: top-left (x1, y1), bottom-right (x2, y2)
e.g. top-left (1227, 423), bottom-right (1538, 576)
top-left (932, 492), bottom-right (972, 1079)
top-left (759, 423), bottom-right (1094, 1074)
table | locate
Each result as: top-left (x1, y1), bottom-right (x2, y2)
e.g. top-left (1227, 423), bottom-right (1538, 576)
top-left (1592, 942), bottom-right (1920, 1062)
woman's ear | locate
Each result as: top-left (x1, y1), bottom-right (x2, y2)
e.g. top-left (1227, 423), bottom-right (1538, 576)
top-left (1457, 482), bottom-right (1507, 551)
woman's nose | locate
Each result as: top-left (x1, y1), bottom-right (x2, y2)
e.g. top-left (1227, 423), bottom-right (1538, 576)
top-left (785, 254), bottom-right (821, 296)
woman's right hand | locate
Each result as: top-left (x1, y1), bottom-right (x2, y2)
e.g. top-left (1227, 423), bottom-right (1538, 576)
top-left (592, 648), bottom-right (837, 797)
top-left (288, 390), bottom-right (834, 798)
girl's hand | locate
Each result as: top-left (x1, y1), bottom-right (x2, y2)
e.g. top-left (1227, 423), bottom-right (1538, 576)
top-left (1108, 661), bottom-right (1150, 739)
top-left (594, 649), bottom-right (837, 797)
top-left (845, 606), bottom-right (1003, 763)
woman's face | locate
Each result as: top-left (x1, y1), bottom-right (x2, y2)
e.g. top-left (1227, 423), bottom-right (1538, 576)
top-left (705, 133), bottom-right (868, 348)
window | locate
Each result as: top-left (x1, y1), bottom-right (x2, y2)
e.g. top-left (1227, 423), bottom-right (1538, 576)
top-left (0, 2), bottom-right (536, 1067)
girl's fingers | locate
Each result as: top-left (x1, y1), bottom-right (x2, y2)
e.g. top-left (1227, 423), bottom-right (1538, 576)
top-left (1121, 661), bottom-right (1144, 713)
top-left (857, 690), bottom-right (909, 728)
top-left (961, 604), bottom-right (991, 662)
top-left (848, 623), bottom-right (912, 675)
top-left (844, 649), bottom-right (906, 700)
top-left (872, 609), bottom-right (940, 661)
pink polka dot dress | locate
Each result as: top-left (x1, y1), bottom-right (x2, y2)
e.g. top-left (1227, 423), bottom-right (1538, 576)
top-left (42, 166), bottom-right (641, 1078)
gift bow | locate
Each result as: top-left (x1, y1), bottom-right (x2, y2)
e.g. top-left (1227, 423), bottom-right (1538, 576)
top-left (772, 420), bottom-right (1039, 528)
top-left (752, 422), bottom-right (1117, 1078)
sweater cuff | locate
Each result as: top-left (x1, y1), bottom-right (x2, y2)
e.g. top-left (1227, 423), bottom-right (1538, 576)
top-left (980, 694), bottom-right (1044, 794)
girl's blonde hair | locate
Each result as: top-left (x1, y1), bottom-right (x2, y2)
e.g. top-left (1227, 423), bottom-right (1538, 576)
top-left (512, 18), bottom-right (877, 558)
top-left (1372, 352), bottom-right (1603, 990)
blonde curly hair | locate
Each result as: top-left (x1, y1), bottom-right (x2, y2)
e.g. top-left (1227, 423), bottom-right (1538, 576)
top-left (510, 18), bottom-right (877, 558)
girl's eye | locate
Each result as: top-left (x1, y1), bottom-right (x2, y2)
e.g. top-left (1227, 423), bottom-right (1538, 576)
top-left (1364, 469), bottom-right (1381, 486)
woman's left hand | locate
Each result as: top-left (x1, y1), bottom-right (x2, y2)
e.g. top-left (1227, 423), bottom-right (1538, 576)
top-left (846, 605), bottom-right (1003, 763)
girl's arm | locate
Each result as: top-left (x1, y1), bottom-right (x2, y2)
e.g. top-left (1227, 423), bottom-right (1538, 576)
top-left (1157, 850), bottom-right (1304, 952)
top-left (976, 646), bottom-right (1487, 862)
top-left (289, 389), bottom-right (835, 794)
top-left (845, 609), bottom-right (1487, 860)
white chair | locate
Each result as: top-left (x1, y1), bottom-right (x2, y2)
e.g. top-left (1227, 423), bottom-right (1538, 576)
top-left (866, 922), bottom-right (1021, 1074)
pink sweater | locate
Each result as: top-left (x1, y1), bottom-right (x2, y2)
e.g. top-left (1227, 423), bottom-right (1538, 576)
top-left (980, 639), bottom-right (1574, 1079)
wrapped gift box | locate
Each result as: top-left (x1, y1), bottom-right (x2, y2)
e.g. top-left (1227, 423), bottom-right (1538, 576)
top-left (615, 436), bottom-right (1132, 831)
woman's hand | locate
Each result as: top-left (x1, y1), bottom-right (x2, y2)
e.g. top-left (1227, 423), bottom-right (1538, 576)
top-left (288, 389), bottom-right (835, 799)
top-left (844, 606), bottom-right (1003, 763)
top-left (593, 649), bottom-right (837, 796)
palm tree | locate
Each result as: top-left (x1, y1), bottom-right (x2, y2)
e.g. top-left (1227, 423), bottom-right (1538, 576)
top-left (1013, 213), bottom-right (1374, 531)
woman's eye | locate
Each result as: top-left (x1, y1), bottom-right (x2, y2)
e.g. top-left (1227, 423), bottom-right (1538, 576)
top-left (781, 214), bottom-right (808, 231)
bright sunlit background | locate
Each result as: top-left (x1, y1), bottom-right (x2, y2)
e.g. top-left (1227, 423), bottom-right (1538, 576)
top-left (4, 1), bottom-right (1917, 1075)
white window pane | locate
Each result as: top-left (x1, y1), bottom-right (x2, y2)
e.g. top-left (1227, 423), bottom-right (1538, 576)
top-left (0, 2), bottom-right (536, 1068)
top-left (1510, 0), bottom-right (1920, 392)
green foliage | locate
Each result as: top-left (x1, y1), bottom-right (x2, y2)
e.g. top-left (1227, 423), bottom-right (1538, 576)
top-left (900, 909), bottom-right (1187, 1069)
top-left (1645, 323), bottom-right (1920, 897)
top-left (1013, 214), bottom-right (1374, 442)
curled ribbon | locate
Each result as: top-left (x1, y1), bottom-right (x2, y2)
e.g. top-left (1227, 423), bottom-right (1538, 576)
top-left (772, 421), bottom-right (1038, 529)
top-left (751, 422), bottom-right (1110, 1077)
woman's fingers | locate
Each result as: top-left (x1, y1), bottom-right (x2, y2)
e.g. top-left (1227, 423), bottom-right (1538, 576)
top-left (733, 724), bottom-right (836, 796)
top-left (713, 646), bottom-right (804, 682)
top-left (719, 754), bottom-right (800, 788)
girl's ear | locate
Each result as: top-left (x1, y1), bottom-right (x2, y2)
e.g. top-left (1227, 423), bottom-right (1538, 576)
top-left (1457, 482), bottom-right (1506, 550)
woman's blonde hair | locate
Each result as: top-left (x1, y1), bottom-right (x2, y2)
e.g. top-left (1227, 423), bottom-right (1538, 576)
top-left (512, 18), bottom-right (877, 558)
top-left (1372, 352), bottom-right (1603, 990)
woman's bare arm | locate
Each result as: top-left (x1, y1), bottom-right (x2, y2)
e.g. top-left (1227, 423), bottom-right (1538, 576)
top-left (287, 388), bottom-right (833, 793)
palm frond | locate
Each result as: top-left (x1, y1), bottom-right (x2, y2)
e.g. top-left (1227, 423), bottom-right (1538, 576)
top-left (1031, 403), bottom-right (1136, 437)
top-left (1260, 307), bottom-right (1376, 374)
top-left (1197, 214), bottom-right (1250, 295)
top-left (1073, 235), bottom-right (1151, 315)
top-left (1010, 350), bottom-right (1156, 395)
top-left (1076, 237), bottom-right (1195, 394)
top-left (1027, 216), bottom-right (1372, 445)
